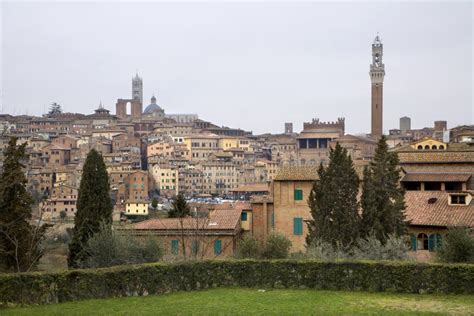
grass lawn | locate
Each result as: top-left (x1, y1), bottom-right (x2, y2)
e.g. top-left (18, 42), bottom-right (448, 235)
top-left (3, 288), bottom-right (474, 315)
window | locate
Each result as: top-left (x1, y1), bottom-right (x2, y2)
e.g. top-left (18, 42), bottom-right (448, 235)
top-left (445, 182), bottom-right (462, 191)
top-left (425, 182), bottom-right (441, 191)
top-left (171, 240), bottom-right (179, 255)
top-left (294, 189), bottom-right (303, 201)
top-left (404, 182), bottom-right (421, 191)
top-left (417, 233), bottom-right (428, 250)
top-left (241, 212), bottom-right (248, 221)
top-left (450, 194), bottom-right (467, 205)
top-left (214, 240), bottom-right (222, 255)
top-left (293, 217), bottom-right (303, 235)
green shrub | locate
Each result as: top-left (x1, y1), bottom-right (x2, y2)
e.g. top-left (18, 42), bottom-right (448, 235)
top-left (352, 234), bottom-right (411, 261)
top-left (437, 227), bottom-right (474, 263)
top-left (305, 239), bottom-right (351, 261)
top-left (262, 233), bottom-right (292, 259)
top-left (305, 235), bottom-right (410, 261)
top-left (235, 235), bottom-right (260, 259)
top-left (80, 228), bottom-right (163, 269)
top-left (0, 260), bottom-right (473, 305)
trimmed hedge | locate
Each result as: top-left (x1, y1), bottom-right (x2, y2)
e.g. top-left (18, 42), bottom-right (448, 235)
top-left (0, 260), bottom-right (473, 305)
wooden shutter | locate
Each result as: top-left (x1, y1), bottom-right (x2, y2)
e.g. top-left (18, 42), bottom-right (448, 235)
top-left (435, 234), bottom-right (442, 250)
top-left (171, 240), bottom-right (178, 255)
top-left (410, 234), bottom-right (417, 251)
top-left (428, 234), bottom-right (436, 252)
top-left (294, 189), bottom-right (303, 201)
top-left (293, 217), bottom-right (303, 235)
top-left (214, 240), bottom-right (222, 255)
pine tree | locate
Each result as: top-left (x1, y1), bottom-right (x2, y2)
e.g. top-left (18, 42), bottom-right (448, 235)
top-left (306, 143), bottom-right (360, 248)
top-left (168, 193), bottom-right (190, 218)
top-left (68, 149), bottom-right (112, 268)
top-left (360, 136), bottom-right (407, 244)
top-left (0, 137), bottom-right (48, 272)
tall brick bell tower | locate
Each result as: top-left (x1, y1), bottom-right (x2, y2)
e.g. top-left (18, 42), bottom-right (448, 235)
top-left (370, 34), bottom-right (385, 139)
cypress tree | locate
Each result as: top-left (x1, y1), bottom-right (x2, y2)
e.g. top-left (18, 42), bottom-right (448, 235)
top-left (306, 143), bottom-right (360, 247)
top-left (359, 166), bottom-right (381, 239)
top-left (0, 137), bottom-right (48, 272)
top-left (68, 149), bottom-right (112, 268)
top-left (360, 136), bottom-right (407, 243)
top-left (168, 193), bottom-right (190, 218)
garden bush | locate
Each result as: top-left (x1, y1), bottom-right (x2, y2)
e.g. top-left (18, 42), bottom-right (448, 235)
top-left (437, 227), bottom-right (474, 263)
top-left (79, 228), bottom-right (163, 269)
top-left (0, 260), bottom-right (473, 305)
top-left (236, 234), bottom-right (292, 259)
top-left (261, 233), bottom-right (292, 259)
top-left (305, 235), bottom-right (411, 261)
top-left (235, 235), bottom-right (261, 259)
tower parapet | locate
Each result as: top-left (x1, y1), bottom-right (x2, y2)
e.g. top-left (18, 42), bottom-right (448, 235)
top-left (303, 117), bottom-right (345, 134)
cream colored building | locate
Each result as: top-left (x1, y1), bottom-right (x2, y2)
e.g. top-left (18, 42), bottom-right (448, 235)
top-left (147, 141), bottom-right (174, 158)
top-left (126, 201), bottom-right (149, 216)
top-left (149, 164), bottom-right (179, 197)
top-left (200, 160), bottom-right (239, 196)
top-left (184, 134), bottom-right (220, 160)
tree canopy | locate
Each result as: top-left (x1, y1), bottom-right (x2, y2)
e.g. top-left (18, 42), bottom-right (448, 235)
top-left (306, 143), bottom-right (360, 248)
top-left (68, 149), bottom-right (112, 268)
top-left (0, 137), bottom-right (48, 272)
top-left (360, 135), bottom-right (407, 244)
top-left (168, 193), bottom-right (190, 218)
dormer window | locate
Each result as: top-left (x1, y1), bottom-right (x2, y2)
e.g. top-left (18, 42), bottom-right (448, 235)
top-left (450, 194), bottom-right (467, 205)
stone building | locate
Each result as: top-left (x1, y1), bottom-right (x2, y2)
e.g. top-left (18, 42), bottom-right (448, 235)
top-left (297, 118), bottom-right (344, 166)
top-left (123, 209), bottom-right (243, 259)
top-left (184, 134), bottom-right (220, 160)
top-left (178, 167), bottom-right (204, 197)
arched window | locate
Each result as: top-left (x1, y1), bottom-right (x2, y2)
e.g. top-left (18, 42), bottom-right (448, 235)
top-left (439, 145), bottom-right (444, 150)
top-left (417, 233), bottom-right (428, 250)
top-left (424, 145), bottom-right (430, 150)
top-left (417, 145), bottom-right (423, 150)
top-left (432, 145), bottom-right (437, 150)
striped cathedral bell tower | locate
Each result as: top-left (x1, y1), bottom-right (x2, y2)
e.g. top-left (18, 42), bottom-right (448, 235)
top-left (370, 34), bottom-right (385, 139)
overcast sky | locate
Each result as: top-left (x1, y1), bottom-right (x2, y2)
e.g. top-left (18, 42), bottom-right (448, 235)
top-left (1, 1), bottom-right (473, 135)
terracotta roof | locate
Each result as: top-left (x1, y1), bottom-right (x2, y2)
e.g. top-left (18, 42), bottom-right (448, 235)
top-left (274, 166), bottom-right (319, 181)
top-left (132, 209), bottom-right (242, 231)
top-left (402, 173), bottom-right (472, 182)
top-left (230, 183), bottom-right (270, 193)
top-left (405, 191), bottom-right (474, 227)
top-left (398, 151), bottom-right (474, 163)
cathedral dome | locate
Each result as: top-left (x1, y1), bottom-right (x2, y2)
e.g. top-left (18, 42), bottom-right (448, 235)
top-left (143, 95), bottom-right (165, 115)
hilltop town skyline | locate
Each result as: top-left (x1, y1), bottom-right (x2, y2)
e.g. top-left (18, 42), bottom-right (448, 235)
top-left (1, 2), bottom-right (472, 135)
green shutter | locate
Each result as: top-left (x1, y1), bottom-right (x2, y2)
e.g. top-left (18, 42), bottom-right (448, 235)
top-left (241, 212), bottom-right (248, 221)
top-left (294, 189), bottom-right (303, 201)
top-left (214, 240), bottom-right (222, 255)
top-left (428, 234), bottom-right (436, 252)
top-left (171, 239), bottom-right (178, 255)
top-left (192, 240), bottom-right (199, 256)
top-left (271, 212), bottom-right (275, 228)
top-left (435, 234), bottom-right (442, 250)
top-left (293, 217), bottom-right (303, 235)
top-left (410, 234), bottom-right (417, 251)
